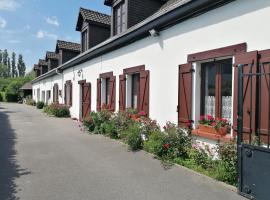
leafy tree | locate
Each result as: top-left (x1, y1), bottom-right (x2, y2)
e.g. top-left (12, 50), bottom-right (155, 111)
top-left (7, 57), bottom-right (11, 77)
top-left (17, 54), bottom-right (26, 77)
top-left (11, 52), bottom-right (17, 78)
top-left (0, 50), bottom-right (2, 64)
top-left (0, 63), bottom-right (9, 78)
top-left (2, 49), bottom-right (8, 66)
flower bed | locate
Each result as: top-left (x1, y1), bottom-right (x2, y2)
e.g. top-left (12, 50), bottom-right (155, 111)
top-left (43, 103), bottom-right (70, 118)
top-left (83, 109), bottom-right (237, 186)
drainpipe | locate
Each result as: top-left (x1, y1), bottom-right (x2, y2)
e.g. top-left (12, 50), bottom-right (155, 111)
top-left (56, 68), bottom-right (64, 104)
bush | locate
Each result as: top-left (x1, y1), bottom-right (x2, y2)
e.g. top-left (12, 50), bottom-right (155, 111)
top-left (36, 101), bottom-right (45, 109)
top-left (144, 131), bottom-right (166, 157)
top-left (44, 103), bottom-right (70, 118)
top-left (0, 93), bottom-right (2, 102)
top-left (125, 123), bottom-right (143, 151)
top-left (188, 148), bottom-right (213, 169)
top-left (216, 142), bottom-right (237, 185)
top-left (5, 92), bottom-right (18, 102)
top-left (83, 115), bottom-right (95, 132)
top-left (103, 120), bottom-right (118, 139)
top-left (25, 96), bottom-right (36, 106)
top-left (163, 122), bottom-right (192, 159)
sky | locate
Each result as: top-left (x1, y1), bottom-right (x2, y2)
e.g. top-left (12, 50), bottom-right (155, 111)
top-left (0, 0), bottom-right (110, 72)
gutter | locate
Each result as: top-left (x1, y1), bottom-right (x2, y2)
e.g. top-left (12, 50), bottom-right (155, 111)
top-left (32, 0), bottom-right (235, 84)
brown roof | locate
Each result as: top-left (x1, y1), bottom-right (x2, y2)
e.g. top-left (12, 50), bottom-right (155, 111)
top-left (46, 51), bottom-right (59, 60)
top-left (80, 7), bottom-right (111, 25)
top-left (20, 82), bottom-right (32, 90)
top-left (56, 40), bottom-right (81, 52)
top-left (38, 59), bottom-right (47, 66)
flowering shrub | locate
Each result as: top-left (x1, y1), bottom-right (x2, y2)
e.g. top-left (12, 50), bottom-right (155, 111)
top-left (43, 103), bottom-right (70, 118)
top-left (198, 115), bottom-right (230, 130)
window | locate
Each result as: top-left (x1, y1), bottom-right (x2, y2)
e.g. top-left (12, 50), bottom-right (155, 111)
top-left (131, 73), bottom-right (140, 109)
top-left (65, 81), bottom-right (72, 106)
top-left (82, 29), bottom-right (88, 52)
top-left (201, 58), bottom-right (232, 121)
top-left (97, 72), bottom-right (116, 111)
top-left (113, 1), bottom-right (126, 35)
top-left (105, 78), bottom-right (110, 105)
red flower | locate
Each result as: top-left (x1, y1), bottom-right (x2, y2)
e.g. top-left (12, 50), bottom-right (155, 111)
top-left (138, 111), bottom-right (146, 116)
top-left (163, 143), bottom-right (170, 149)
top-left (207, 115), bottom-right (214, 121)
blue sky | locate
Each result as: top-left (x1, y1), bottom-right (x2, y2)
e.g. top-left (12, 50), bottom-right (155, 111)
top-left (0, 0), bottom-right (110, 72)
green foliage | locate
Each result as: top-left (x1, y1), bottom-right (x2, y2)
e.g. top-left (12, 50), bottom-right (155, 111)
top-left (5, 93), bottom-right (18, 102)
top-left (216, 142), bottom-right (237, 185)
top-left (144, 131), bottom-right (166, 157)
top-left (17, 54), bottom-right (26, 77)
top-left (25, 96), bottom-right (36, 106)
top-left (0, 92), bottom-right (2, 102)
top-left (188, 148), bottom-right (212, 169)
top-left (103, 120), bottom-right (118, 139)
top-left (43, 103), bottom-right (70, 118)
top-left (36, 101), bottom-right (45, 109)
top-left (125, 123), bottom-right (143, 151)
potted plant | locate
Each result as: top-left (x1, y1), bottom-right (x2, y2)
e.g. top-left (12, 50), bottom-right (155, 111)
top-left (197, 115), bottom-right (229, 136)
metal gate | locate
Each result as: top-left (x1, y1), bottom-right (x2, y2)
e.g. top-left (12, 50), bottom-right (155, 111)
top-left (237, 59), bottom-right (270, 200)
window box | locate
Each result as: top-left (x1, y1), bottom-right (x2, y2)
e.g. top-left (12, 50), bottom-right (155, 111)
top-left (196, 124), bottom-right (228, 136)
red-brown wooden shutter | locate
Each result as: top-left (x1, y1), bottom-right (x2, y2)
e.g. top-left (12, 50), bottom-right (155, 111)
top-left (178, 63), bottom-right (193, 127)
top-left (109, 76), bottom-right (116, 111)
top-left (257, 50), bottom-right (270, 142)
top-left (139, 70), bottom-right (150, 117)
top-left (119, 74), bottom-right (126, 111)
top-left (70, 82), bottom-right (72, 106)
top-left (233, 51), bottom-right (258, 138)
top-left (64, 83), bottom-right (67, 105)
top-left (97, 78), bottom-right (101, 111)
top-left (82, 83), bottom-right (91, 118)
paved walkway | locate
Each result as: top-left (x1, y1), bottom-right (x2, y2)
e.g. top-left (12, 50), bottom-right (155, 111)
top-left (0, 103), bottom-right (246, 200)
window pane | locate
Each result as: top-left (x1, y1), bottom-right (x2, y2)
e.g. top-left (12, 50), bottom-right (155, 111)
top-left (105, 78), bottom-right (110, 105)
top-left (202, 62), bottom-right (216, 118)
top-left (221, 59), bottom-right (233, 121)
top-left (132, 74), bottom-right (140, 109)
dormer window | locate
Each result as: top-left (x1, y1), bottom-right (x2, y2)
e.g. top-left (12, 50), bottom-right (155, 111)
top-left (114, 1), bottom-right (126, 35)
top-left (82, 29), bottom-right (88, 52)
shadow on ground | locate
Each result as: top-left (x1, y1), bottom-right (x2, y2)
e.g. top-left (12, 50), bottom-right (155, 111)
top-left (0, 105), bottom-right (31, 200)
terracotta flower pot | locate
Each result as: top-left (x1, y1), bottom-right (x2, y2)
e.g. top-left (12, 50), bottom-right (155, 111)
top-left (198, 124), bottom-right (227, 136)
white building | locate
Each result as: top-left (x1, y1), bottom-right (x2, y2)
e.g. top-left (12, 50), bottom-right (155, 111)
top-left (32, 0), bottom-right (270, 143)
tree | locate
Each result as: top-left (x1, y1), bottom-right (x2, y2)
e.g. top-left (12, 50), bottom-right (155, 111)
top-left (7, 57), bottom-right (11, 77)
top-left (0, 63), bottom-right (9, 78)
top-left (0, 50), bottom-right (2, 64)
top-left (2, 49), bottom-right (8, 66)
top-left (11, 52), bottom-right (17, 78)
top-left (17, 54), bottom-right (26, 77)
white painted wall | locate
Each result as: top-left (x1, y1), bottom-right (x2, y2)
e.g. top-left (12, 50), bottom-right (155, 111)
top-left (33, 0), bottom-right (270, 128)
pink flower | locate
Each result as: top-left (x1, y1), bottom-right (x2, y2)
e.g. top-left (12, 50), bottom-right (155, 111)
top-left (207, 115), bottom-right (214, 121)
top-left (163, 143), bottom-right (170, 149)
top-left (138, 111), bottom-right (146, 116)
top-left (200, 116), bottom-right (205, 121)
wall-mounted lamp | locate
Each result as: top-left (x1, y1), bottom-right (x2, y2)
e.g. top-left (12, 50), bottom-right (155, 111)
top-left (77, 69), bottom-right (83, 77)
top-left (149, 29), bottom-right (160, 37)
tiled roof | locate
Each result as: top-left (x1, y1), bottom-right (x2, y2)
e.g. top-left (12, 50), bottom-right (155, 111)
top-left (46, 51), bottom-right (59, 60)
top-left (80, 7), bottom-right (111, 25)
top-left (39, 59), bottom-right (47, 66)
top-left (34, 64), bottom-right (40, 70)
top-left (159, 0), bottom-right (188, 11)
top-left (56, 40), bottom-right (81, 52)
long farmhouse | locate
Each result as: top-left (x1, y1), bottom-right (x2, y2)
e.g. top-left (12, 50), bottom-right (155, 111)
top-left (32, 0), bottom-right (270, 145)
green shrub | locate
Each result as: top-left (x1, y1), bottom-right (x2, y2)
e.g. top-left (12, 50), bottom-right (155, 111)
top-left (125, 123), bottom-right (143, 151)
top-left (144, 131), bottom-right (166, 157)
top-left (103, 120), bottom-right (118, 139)
top-left (36, 101), bottom-right (45, 109)
top-left (0, 92), bottom-right (6, 102)
top-left (0, 93), bottom-right (2, 102)
top-left (163, 122), bottom-right (192, 159)
top-left (43, 103), bottom-right (70, 118)
top-left (188, 148), bottom-right (213, 169)
top-left (216, 142), bottom-right (237, 185)
top-left (5, 92), bottom-right (18, 102)
top-left (25, 96), bottom-right (36, 106)
top-left (83, 115), bottom-right (95, 132)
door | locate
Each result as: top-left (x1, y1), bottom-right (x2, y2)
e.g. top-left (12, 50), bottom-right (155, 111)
top-left (237, 50), bottom-right (270, 200)
top-left (81, 82), bottom-right (91, 119)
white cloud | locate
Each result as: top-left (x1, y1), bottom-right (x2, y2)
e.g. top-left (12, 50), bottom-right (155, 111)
top-left (45, 16), bottom-right (59, 27)
top-left (0, 17), bottom-right (6, 28)
top-left (0, 0), bottom-right (19, 11)
top-left (36, 30), bottom-right (57, 40)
